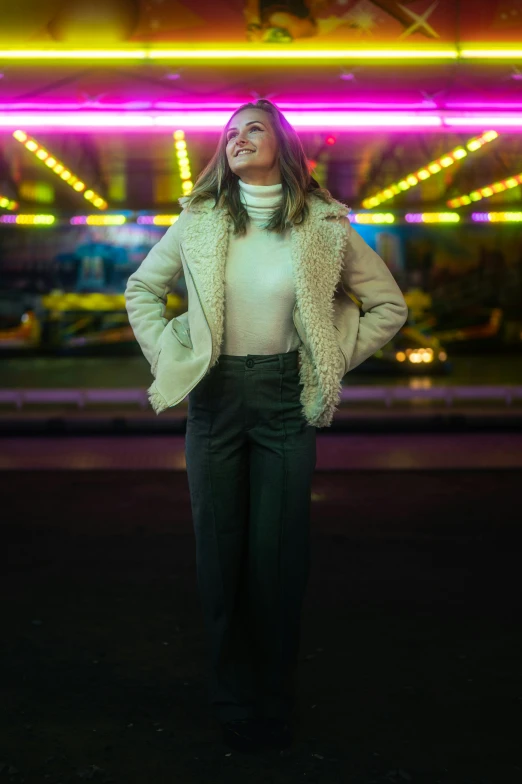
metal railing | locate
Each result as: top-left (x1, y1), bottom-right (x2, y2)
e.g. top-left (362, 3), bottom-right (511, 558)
top-left (1, 385), bottom-right (522, 410)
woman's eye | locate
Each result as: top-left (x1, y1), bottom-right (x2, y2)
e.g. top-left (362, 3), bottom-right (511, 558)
top-left (228, 126), bottom-right (261, 141)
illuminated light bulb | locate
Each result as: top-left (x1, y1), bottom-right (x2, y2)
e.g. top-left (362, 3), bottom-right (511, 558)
top-left (60, 170), bottom-right (71, 180)
top-left (175, 140), bottom-right (187, 150)
top-left (0, 196), bottom-right (18, 210)
top-left (25, 140), bottom-right (38, 151)
top-left (406, 175), bottom-right (418, 185)
top-left (505, 178), bottom-right (518, 188)
top-left (396, 352), bottom-right (406, 362)
top-left (45, 157), bottom-right (57, 167)
top-left (480, 187), bottom-right (494, 196)
top-left (466, 141), bottom-right (480, 151)
top-left (453, 148), bottom-right (467, 159)
top-left (428, 163), bottom-right (442, 173)
top-left (469, 191), bottom-right (481, 201)
top-left (491, 182), bottom-right (506, 192)
top-left (440, 156), bottom-right (454, 167)
top-left (417, 169), bottom-right (430, 180)
top-left (13, 130), bottom-right (27, 142)
top-left (73, 181), bottom-right (85, 192)
top-left (53, 164), bottom-right (64, 174)
top-left (398, 180), bottom-right (410, 190)
top-left (36, 149), bottom-right (48, 160)
top-left (84, 190), bottom-right (94, 199)
top-left (173, 130), bottom-right (185, 140)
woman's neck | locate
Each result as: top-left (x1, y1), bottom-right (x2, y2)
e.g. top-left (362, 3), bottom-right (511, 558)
top-left (238, 180), bottom-right (283, 226)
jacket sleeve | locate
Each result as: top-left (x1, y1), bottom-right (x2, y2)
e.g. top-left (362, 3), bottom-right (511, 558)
top-left (124, 212), bottom-right (185, 368)
top-left (339, 218), bottom-right (408, 372)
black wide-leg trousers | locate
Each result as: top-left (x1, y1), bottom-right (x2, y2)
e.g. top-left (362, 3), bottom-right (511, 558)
top-left (185, 350), bottom-right (317, 724)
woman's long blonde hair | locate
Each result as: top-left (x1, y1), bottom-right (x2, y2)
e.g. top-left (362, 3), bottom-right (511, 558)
top-left (179, 99), bottom-right (336, 235)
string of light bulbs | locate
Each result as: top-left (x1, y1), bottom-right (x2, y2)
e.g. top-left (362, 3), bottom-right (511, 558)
top-left (173, 130), bottom-right (193, 196)
top-left (12, 130), bottom-right (108, 209)
top-left (362, 131), bottom-right (499, 209)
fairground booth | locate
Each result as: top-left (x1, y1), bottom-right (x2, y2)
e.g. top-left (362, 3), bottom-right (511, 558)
top-left (1, 0), bottom-right (521, 410)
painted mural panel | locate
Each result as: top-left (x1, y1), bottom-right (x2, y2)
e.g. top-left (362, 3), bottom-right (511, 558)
top-left (1, 1), bottom-right (521, 45)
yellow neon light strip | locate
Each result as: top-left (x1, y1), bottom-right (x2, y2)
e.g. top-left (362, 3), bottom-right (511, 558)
top-left (421, 212), bottom-right (460, 223)
top-left (362, 131), bottom-right (499, 209)
top-left (486, 211), bottom-right (522, 221)
top-left (461, 48), bottom-right (522, 58)
top-left (447, 171), bottom-right (522, 207)
top-left (5, 211), bottom-right (522, 226)
top-left (12, 130), bottom-right (108, 209)
top-left (173, 130), bottom-right (193, 196)
top-left (0, 46), bottom-right (459, 61)
top-left (352, 213), bottom-right (394, 224)
top-left (0, 45), bottom-right (522, 63)
top-left (0, 214), bottom-right (55, 225)
top-left (83, 215), bottom-right (126, 225)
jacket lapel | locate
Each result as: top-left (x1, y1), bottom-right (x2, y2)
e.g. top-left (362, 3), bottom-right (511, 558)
top-left (181, 201), bottom-right (231, 369)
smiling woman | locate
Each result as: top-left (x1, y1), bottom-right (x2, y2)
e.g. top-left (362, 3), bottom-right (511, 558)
top-left (225, 109), bottom-right (281, 186)
top-left (180, 97), bottom-right (335, 237)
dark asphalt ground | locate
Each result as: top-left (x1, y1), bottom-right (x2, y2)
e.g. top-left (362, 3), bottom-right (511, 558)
top-left (1, 468), bottom-right (521, 784)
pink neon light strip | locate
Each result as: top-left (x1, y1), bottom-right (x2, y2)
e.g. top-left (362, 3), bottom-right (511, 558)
top-left (0, 111), bottom-right (520, 132)
top-left (3, 102), bottom-right (522, 111)
top-left (0, 111), bottom-right (442, 130)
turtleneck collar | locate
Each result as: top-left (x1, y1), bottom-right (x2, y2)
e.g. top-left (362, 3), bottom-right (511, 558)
top-left (238, 179), bottom-right (283, 227)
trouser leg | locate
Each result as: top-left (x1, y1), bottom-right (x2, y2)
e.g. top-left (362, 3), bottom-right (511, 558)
top-left (244, 353), bottom-right (316, 721)
top-left (185, 368), bottom-right (254, 724)
top-left (184, 351), bottom-right (316, 724)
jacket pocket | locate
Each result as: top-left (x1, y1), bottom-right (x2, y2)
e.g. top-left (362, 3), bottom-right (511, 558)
top-left (150, 315), bottom-right (193, 378)
top-left (170, 316), bottom-right (193, 349)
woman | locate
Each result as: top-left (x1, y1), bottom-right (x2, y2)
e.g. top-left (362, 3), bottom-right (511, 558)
top-left (125, 99), bottom-right (408, 753)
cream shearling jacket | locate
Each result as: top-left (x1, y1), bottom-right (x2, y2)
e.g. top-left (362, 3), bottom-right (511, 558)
top-left (124, 193), bottom-right (408, 428)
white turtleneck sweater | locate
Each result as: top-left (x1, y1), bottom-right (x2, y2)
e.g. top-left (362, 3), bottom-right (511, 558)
top-left (221, 179), bottom-right (301, 356)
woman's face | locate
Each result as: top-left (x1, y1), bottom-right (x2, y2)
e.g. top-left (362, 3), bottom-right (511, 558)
top-left (225, 108), bottom-right (281, 185)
